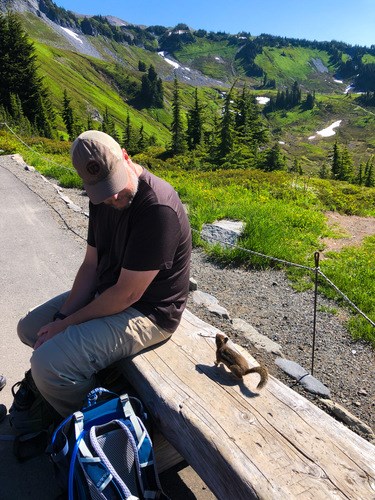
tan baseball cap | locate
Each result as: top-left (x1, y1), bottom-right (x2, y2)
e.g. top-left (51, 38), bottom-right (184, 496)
top-left (71, 130), bottom-right (128, 204)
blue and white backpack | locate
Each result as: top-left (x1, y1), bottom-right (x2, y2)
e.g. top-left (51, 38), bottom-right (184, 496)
top-left (49, 387), bottom-right (169, 499)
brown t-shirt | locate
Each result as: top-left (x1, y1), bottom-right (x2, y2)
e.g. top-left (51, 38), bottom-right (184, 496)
top-left (87, 168), bottom-right (192, 332)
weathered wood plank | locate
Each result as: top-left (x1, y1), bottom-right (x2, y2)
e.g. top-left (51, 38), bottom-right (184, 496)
top-left (122, 309), bottom-right (375, 500)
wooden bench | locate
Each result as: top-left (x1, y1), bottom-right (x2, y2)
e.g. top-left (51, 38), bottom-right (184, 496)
top-left (121, 309), bottom-right (375, 499)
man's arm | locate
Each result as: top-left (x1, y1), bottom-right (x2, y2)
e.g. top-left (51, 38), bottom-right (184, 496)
top-left (59, 243), bottom-right (98, 316)
top-left (34, 266), bottom-right (158, 349)
top-left (64, 266), bottom-right (158, 324)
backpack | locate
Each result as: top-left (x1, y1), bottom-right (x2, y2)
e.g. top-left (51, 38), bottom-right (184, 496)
top-left (49, 387), bottom-right (169, 500)
top-left (9, 369), bottom-right (62, 461)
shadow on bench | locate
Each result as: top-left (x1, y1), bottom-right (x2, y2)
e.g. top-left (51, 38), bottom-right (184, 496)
top-left (120, 309), bottom-right (375, 500)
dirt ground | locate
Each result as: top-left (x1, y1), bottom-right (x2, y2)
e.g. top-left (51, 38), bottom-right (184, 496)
top-left (322, 211), bottom-right (375, 254)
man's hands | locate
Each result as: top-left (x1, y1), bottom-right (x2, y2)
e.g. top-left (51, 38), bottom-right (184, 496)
top-left (34, 318), bottom-right (67, 350)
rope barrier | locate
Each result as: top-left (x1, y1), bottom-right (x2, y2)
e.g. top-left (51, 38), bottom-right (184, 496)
top-left (194, 227), bottom-right (315, 271)
top-left (0, 122), bottom-right (76, 174)
top-left (318, 270), bottom-right (375, 328)
top-left (1, 121), bottom-right (374, 331)
top-left (196, 228), bottom-right (374, 330)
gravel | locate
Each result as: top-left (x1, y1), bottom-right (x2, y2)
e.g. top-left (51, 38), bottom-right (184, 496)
top-left (1, 154), bottom-right (374, 442)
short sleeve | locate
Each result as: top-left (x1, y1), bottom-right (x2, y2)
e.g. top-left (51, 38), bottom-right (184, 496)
top-left (122, 205), bottom-right (181, 271)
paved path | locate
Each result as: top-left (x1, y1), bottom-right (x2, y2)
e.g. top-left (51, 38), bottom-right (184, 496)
top-left (0, 158), bottom-right (84, 499)
top-left (0, 156), bottom-right (213, 499)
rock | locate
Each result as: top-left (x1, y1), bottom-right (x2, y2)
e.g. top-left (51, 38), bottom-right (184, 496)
top-left (275, 358), bottom-right (309, 379)
top-left (208, 303), bottom-right (230, 320)
top-left (11, 154), bottom-right (25, 165)
top-left (299, 375), bottom-right (331, 398)
top-left (200, 220), bottom-right (245, 248)
top-left (192, 290), bottom-right (218, 307)
top-left (275, 358), bottom-right (330, 397)
top-left (58, 192), bottom-right (82, 212)
top-left (233, 318), bottom-right (282, 355)
top-left (189, 278), bottom-right (198, 291)
top-left (319, 399), bottom-right (375, 439)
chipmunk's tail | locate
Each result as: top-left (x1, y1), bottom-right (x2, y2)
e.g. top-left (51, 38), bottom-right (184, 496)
top-left (245, 366), bottom-right (269, 389)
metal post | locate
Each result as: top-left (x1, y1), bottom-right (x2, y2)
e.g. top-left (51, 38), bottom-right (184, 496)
top-left (311, 251), bottom-right (320, 376)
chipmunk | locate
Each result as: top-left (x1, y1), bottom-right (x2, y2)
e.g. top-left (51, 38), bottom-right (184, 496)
top-left (214, 333), bottom-right (268, 389)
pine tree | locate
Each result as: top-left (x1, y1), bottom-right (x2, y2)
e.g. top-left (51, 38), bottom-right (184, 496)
top-left (137, 123), bottom-right (145, 151)
top-left (101, 106), bottom-right (115, 136)
top-left (218, 91), bottom-right (234, 159)
top-left (262, 143), bottom-right (286, 172)
top-left (62, 89), bottom-right (75, 140)
top-left (331, 142), bottom-right (341, 179)
top-left (187, 88), bottom-right (202, 150)
top-left (139, 65), bottom-right (164, 108)
top-left (304, 92), bottom-right (315, 110)
top-left (356, 162), bottom-right (364, 185)
top-left (170, 76), bottom-right (186, 154)
top-left (0, 12), bottom-right (55, 137)
top-left (338, 146), bottom-right (354, 182)
top-left (319, 163), bottom-right (330, 179)
top-left (364, 157), bottom-right (374, 187)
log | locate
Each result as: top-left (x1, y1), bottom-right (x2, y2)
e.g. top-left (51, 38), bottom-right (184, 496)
top-left (121, 309), bottom-right (375, 500)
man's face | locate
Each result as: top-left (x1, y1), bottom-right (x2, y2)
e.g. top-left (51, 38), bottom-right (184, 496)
top-left (103, 188), bottom-right (132, 210)
top-left (102, 167), bottom-right (139, 210)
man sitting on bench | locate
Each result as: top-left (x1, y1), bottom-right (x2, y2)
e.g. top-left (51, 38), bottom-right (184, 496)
top-left (17, 130), bottom-right (192, 417)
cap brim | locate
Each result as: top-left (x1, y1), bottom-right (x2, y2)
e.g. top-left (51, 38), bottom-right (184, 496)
top-left (84, 162), bottom-right (128, 204)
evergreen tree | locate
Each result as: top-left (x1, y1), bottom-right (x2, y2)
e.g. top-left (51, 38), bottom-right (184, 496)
top-left (218, 90), bottom-right (234, 158)
top-left (331, 142), bottom-right (341, 179)
top-left (137, 124), bottom-right (145, 152)
top-left (187, 88), bottom-right (203, 150)
top-left (356, 162), bottom-right (364, 185)
top-left (62, 89), bottom-right (75, 140)
top-left (170, 76), bottom-right (186, 154)
top-left (319, 162), bottom-right (330, 179)
top-left (291, 81), bottom-right (301, 106)
top-left (364, 157), bottom-right (374, 187)
top-left (101, 106), bottom-right (115, 136)
top-left (0, 12), bottom-right (54, 136)
top-left (338, 146), bottom-right (354, 182)
top-left (261, 143), bottom-right (286, 172)
top-left (138, 60), bottom-right (147, 72)
top-left (139, 65), bottom-right (164, 108)
top-left (304, 92), bottom-right (315, 110)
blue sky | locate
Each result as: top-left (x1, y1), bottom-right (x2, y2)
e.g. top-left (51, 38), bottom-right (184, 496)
top-left (56, 0), bottom-right (375, 48)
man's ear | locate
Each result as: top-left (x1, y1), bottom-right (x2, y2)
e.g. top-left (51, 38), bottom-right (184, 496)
top-left (122, 149), bottom-right (129, 161)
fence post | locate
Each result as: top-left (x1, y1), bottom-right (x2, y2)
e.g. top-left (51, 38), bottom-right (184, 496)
top-left (311, 251), bottom-right (320, 376)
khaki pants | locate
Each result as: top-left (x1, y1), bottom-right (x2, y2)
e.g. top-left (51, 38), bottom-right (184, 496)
top-left (17, 292), bottom-right (172, 416)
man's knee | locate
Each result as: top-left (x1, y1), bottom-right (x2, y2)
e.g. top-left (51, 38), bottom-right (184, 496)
top-left (17, 314), bottom-right (35, 347)
top-left (30, 347), bottom-right (51, 393)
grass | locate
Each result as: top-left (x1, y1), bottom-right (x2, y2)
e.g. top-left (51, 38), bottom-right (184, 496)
top-left (255, 46), bottom-right (334, 89)
top-left (1, 130), bottom-right (374, 344)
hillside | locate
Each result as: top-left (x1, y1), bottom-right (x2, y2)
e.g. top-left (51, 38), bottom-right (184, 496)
top-left (1, 0), bottom-right (375, 174)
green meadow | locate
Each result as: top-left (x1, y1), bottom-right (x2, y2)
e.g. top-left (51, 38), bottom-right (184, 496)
top-left (1, 131), bottom-right (374, 345)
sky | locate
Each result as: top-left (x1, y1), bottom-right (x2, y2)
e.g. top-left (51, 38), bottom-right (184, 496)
top-left (55, 0), bottom-right (375, 48)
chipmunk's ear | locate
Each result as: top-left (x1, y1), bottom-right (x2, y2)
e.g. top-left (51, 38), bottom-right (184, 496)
top-left (224, 337), bottom-right (229, 344)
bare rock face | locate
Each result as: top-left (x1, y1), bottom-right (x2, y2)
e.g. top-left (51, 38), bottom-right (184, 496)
top-left (0, 0), bottom-right (40, 15)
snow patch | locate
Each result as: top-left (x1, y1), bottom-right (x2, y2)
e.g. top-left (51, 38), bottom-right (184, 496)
top-left (256, 96), bottom-right (270, 105)
top-left (158, 51), bottom-right (181, 69)
top-left (61, 27), bottom-right (83, 44)
top-left (334, 79), bottom-right (343, 84)
top-left (308, 120), bottom-right (342, 140)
